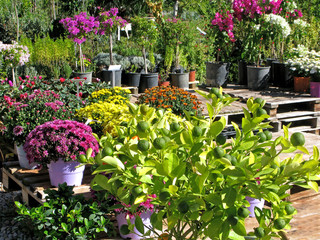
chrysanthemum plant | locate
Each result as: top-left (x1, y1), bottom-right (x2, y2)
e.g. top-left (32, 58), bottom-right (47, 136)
top-left (82, 88), bottom-right (320, 239)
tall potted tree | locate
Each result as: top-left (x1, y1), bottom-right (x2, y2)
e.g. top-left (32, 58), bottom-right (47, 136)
top-left (60, 12), bottom-right (99, 83)
top-left (131, 16), bottom-right (159, 93)
top-left (96, 7), bottom-right (128, 86)
top-left (205, 4), bottom-right (235, 87)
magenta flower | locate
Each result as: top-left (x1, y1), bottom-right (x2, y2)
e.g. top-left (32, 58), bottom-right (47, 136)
top-left (13, 126), bottom-right (24, 136)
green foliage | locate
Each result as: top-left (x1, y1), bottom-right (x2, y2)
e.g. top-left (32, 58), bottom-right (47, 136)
top-left (15, 183), bottom-right (115, 239)
top-left (88, 91), bottom-right (320, 239)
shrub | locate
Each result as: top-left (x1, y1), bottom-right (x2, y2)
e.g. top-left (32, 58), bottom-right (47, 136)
top-left (137, 86), bottom-right (203, 116)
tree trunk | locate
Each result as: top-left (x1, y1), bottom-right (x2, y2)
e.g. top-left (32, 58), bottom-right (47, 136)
top-left (14, 0), bottom-right (19, 42)
top-left (143, 46), bottom-right (148, 74)
top-left (173, 0), bottom-right (179, 17)
top-left (52, 0), bottom-right (56, 20)
top-left (109, 32), bottom-right (113, 65)
top-left (175, 43), bottom-right (180, 69)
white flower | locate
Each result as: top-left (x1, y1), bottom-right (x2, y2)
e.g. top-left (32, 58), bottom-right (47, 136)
top-left (294, 19), bottom-right (310, 28)
top-left (264, 14), bottom-right (291, 38)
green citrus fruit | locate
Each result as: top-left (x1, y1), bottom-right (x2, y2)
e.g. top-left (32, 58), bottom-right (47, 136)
top-left (216, 134), bottom-right (226, 145)
top-left (137, 121), bottom-right (149, 132)
top-left (290, 132), bottom-right (305, 146)
top-left (192, 126), bottom-right (202, 137)
top-left (210, 87), bottom-right (220, 95)
top-left (170, 122), bottom-right (180, 132)
top-left (159, 190), bottom-right (170, 202)
top-left (102, 146), bottom-right (113, 157)
top-left (285, 205), bottom-right (295, 215)
top-left (264, 130), bottom-right (272, 140)
top-left (140, 105), bottom-right (149, 115)
top-left (78, 154), bottom-right (87, 163)
top-left (238, 207), bottom-right (250, 218)
top-left (256, 108), bottom-right (267, 117)
top-left (227, 216), bottom-right (238, 226)
top-left (274, 218), bottom-right (286, 230)
top-left (213, 146), bottom-right (225, 158)
top-left (120, 224), bottom-right (130, 235)
top-left (178, 201), bottom-right (189, 214)
top-left (153, 137), bottom-right (166, 149)
top-left (161, 128), bottom-right (170, 136)
top-left (132, 186), bottom-right (143, 197)
top-left (254, 227), bottom-right (265, 238)
top-left (257, 132), bottom-right (267, 143)
top-left (224, 154), bottom-right (237, 165)
top-left (254, 98), bottom-right (264, 105)
top-left (216, 93), bottom-right (223, 99)
top-left (137, 139), bottom-right (150, 151)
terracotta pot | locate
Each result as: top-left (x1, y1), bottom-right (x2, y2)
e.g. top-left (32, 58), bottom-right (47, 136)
top-left (159, 81), bottom-right (170, 87)
top-left (294, 76), bottom-right (310, 93)
top-left (189, 70), bottom-right (196, 82)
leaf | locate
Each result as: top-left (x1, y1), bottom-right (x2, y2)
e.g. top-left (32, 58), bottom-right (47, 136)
top-left (61, 222), bottom-right (69, 232)
top-left (92, 174), bottom-right (111, 191)
top-left (223, 188), bottom-right (237, 207)
top-left (100, 156), bottom-right (125, 170)
top-left (232, 220), bottom-right (247, 236)
top-left (207, 103), bottom-right (215, 119)
top-left (86, 148), bottom-right (93, 159)
top-left (195, 90), bottom-right (210, 100)
top-left (313, 146), bottom-right (319, 161)
top-left (201, 210), bottom-right (214, 223)
top-left (167, 215), bottom-right (179, 230)
top-left (135, 215), bottom-right (145, 235)
top-left (171, 162), bottom-right (186, 179)
top-left (238, 140), bottom-right (255, 150)
top-left (307, 181), bottom-right (319, 192)
top-left (208, 121), bottom-right (224, 138)
top-left (242, 107), bottom-right (252, 120)
top-left (297, 146), bottom-right (309, 154)
top-left (190, 142), bottom-right (204, 156)
top-left (134, 195), bottom-right (147, 205)
top-left (180, 130), bottom-right (193, 145)
top-left (242, 118), bottom-right (251, 134)
top-left (169, 185), bottom-right (178, 194)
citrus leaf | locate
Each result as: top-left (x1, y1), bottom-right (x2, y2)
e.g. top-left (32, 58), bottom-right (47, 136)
top-left (100, 156), bottom-right (125, 170)
top-left (135, 215), bottom-right (144, 235)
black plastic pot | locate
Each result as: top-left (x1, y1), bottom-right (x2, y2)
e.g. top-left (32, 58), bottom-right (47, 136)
top-left (247, 66), bottom-right (270, 90)
top-left (272, 62), bottom-right (293, 88)
top-left (206, 62), bottom-right (229, 87)
top-left (139, 73), bottom-right (158, 93)
top-left (102, 70), bottom-right (122, 86)
top-left (126, 73), bottom-right (141, 87)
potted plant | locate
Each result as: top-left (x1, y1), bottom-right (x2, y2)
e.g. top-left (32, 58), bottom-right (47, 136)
top-left (23, 120), bottom-right (99, 187)
top-left (161, 17), bottom-right (190, 89)
top-left (130, 16), bottom-right (159, 93)
top-left (83, 89), bottom-right (320, 239)
top-left (0, 41), bottom-right (30, 87)
top-left (2, 89), bottom-right (74, 169)
top-left (286, 45), bottom-right (320, 93)
top-left (96, 7), bottom-right (128, 86)
top-left (205, 3), bottom-right (235, 87)
top-left (60, 12), bottom-right (100, 83)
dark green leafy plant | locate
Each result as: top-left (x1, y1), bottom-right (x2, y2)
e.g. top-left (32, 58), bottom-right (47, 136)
top-left (15, 183), bottom-right (115, 240)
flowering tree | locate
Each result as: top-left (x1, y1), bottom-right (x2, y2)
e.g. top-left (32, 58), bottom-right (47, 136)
top-left (96, 7), bottom-right (127, 65)
top-left (60, 12), bottom-right (99, 72)
top-left (0, 42), bottom-right (29, 87)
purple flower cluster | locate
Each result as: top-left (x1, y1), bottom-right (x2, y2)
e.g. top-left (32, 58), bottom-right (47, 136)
top-left (97, 8), bottom-right (127, 35)
top-left (211, 11), bottom-right (235, 42)
top-left (60, 12), bottom-right (100, 45)
top-left (24, 120), bottom-right (99, 165)
top-left (233, 0), bottom-right (283, 21)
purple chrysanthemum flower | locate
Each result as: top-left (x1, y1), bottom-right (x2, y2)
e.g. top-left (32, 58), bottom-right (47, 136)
top-left (13, 126), bottom-right (24, 136)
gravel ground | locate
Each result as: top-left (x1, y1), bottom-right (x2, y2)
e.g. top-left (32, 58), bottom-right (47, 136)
top-left (0, 171), bottom-right (34, 240)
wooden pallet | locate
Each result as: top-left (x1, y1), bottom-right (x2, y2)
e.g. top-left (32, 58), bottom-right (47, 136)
top-left (2, 161), bottom-right (94, 206)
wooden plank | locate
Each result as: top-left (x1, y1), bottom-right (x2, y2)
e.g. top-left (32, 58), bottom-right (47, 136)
top-left (276, 111), bottom-right (317, 119)
top-left (281, 116), bottom-right (317, 122)
top-left (14, 168), bottom-right (48, 180)
top-left (22, 175), bottom-right (50, 186)
top-left (3, 161), bottom-right (20, 169)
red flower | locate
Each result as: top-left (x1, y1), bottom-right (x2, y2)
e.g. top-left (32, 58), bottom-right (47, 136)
top-left (60, 77), bottom-right (65, 83)
top-left (31, 81), bottom-right (35, 85)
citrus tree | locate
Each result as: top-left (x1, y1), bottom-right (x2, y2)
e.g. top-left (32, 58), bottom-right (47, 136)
top-left (82, 88), bottom-right (320, 239)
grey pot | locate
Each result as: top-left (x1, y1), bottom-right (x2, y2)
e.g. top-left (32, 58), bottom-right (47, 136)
top-left (170, 73), bottom-right (189, 89)
top-left (247, 66), bottom-right (270, 90)
top-left (206, 62), bottom-right (229, 87)
top-left (102, 70), bottom-right (122, 86)
top-left (139, 73), bottom-right (158, 93)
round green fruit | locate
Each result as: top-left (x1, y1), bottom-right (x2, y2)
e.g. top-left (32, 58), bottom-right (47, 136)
top-left (216, 93), bottom-right (223, 99)
top-left (274, 218), bottom-right (286, 230)
top-left (257, 132), bottom-right (267, 143)
top-left (290, 132), bottom-right (305, 147)
top-left (159, 190), bottom-right (170, 202)
top-left (264, 130), bottom-right (272, 140)
top-left (137, 121), bottom-right (149, 132)
top-left (102, 146), bottom-right (113, 157)
top-left (238, 207), bottom-right (250, 218)
top-left (140, 105), bottom-right (149, 115)
top-left (192, 126), bottom-right (202, 137)
top-left (216, 134), bottom-right (226, 145)
top-left (178, 201), bottom-right (189, 214)
top-left (227, 216), bottom-right (238, 226)
top-left (120, 224), bottom-right (130, 235)
top-left (137, 139), bottom-right (150, 152)
top-left (170, 122), bottom-right (180, 132)
top-left (254, 227), bottom-right (265, 238)
top-left (285, 205), bottom-right (295, 215)
top-left (153, 137), bottom-right (166, 149)
top-left (210, 87), bottom-right (220, 95)
top-left (213, 146), bottom-right (225, 158)
top-left (132, 186), bottom-right (143, 197)
top-left (256, 108), bottom-right (267, 117)
top-left (254, 98), bottom-right (264, 105)
top-left (161, 128), bottom-right (170, 136)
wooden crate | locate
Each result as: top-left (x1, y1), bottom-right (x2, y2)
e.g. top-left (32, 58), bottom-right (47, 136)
top-left (2, 161), bottom-right (94, 206)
